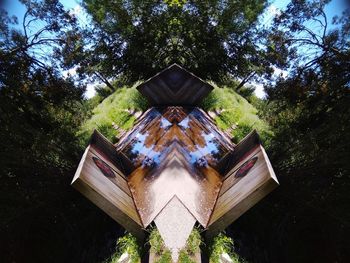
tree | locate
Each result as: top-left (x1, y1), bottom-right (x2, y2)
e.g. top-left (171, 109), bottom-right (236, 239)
top-left (67, 0), bottom-right (272, 85)
top-left (265, 0), bottom-right (350, 174)
top-left (262, 0), bottom-right (350, 230)
top-left (0, 0), bottom-right (85, 177)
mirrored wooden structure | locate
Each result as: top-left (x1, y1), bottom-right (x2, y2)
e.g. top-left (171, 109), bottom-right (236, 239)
top-left (72, 64), bottom-right (279, 262)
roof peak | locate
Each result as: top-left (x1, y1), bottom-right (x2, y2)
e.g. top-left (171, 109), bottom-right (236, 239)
top-left (136, 64), bottom-right (213, 106)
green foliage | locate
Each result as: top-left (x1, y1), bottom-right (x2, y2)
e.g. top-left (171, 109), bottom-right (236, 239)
top-left (148, 227), bottom-right (202, 263)
top-left (164, 0), bottom-right (186, 7)
top-left (148, 228), bottom-right (172, 263)
top-left (185, 227), bottom-right (202, 254)
top-left (235, 85), bottom-right (256, 102)
top-left (149, 228), bottom-right (165, 255)
top-left (72, 0), bottom-right (270, 85)
top-left (156, 250), bottom-right (172, 263)
top-left (95, 85), bottom-right (115, 99)
top-left (103, 233), bottom-right (141, 263)
top-left (265, 0), bottom-right (350, 176)
top-left (209, 233), bottom-right (246, 263)
top-left (201, 86), bottom-right (272, 145)
top-left (177, 227), bottom-right (202, 263)
top-left (0, 0), bottom-right (85, 177)
top-left (78, 86), bottom-right (148, 144)
top-left (178, 250), bottom-right (195, 263)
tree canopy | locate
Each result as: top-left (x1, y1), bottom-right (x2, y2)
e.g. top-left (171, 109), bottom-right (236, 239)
top-left (67, 0), bottom-right (271, 86)
top-left (0, 0), bottom-right (85, 176)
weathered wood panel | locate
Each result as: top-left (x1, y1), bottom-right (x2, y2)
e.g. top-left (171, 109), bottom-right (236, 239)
top-left (71, 132), bottom-right (144, 240)
top-left (206, 143), bottom-right (278, 239)
top-left (136, 64), bottom-right (214, 106)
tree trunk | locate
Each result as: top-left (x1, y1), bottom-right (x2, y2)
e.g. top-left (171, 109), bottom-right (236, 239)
top-left (94, 72), bottom-right (115, 91)
top-left (236, 71), bottom-right (256, 91)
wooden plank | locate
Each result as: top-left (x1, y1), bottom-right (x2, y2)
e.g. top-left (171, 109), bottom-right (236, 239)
top-left (88, 148), bottom-right (131, 196)
top-left (136, 64), bottom-right (213, 106)
top-left (91, 129), bottom-right (134, 175)
top-left (218, 146), bottom-right (261, 196)
top-left (73, 148), bottom-right (142, 224)
top-left (217, 129), bottom-right (260, 176)
top-left (72, 134), bottom-right (145, 240)
top-left (206, 144), bottom-right (278, 239)
top-left (72, 177), bottom-right (144, 241)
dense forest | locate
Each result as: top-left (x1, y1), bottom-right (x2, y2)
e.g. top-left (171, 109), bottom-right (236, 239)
top-left (0, 0), bottom-right (349, 262)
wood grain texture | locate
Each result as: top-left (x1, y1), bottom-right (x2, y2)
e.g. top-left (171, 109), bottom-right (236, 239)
top-left (71, 132), bottom-right (144, 240)
top-left (205, 144), bottom-right (278, 239)
top-left (72, 113), bottom-right (278, 244)
top-left (136, 64), bottom-right (213, 106)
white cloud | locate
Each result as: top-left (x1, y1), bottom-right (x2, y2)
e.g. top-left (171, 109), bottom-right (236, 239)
top-left (260, 4), bottom-right (282, 26)
top-left (267, 4), bottom-right (281, 17)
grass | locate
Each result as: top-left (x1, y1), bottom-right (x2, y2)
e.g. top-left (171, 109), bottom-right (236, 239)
top-left (148, 228), bottom-right (172, 263)
top-left (156, 250), bottom-right (172, 263)
top-left (185, 227), bottom-right (202, 254)
top-left (148, 227), bottom-right (202, 263)
top-left (102, 231), bottom-right (245, 263)
top-left (208, 233), bottom-right (247, 263)
top-left (78, 85), bottom-right (148, 144)
top-left (149, 227), bottom-right (165, 255)
top-left (103, 233), bottom-right (141, 263)
top-left (79, 82), bottom-right (271, 147)
top-left (178, 250), bottom-right (196, 263)
top-left (201, 84), bottom-right (272, 146)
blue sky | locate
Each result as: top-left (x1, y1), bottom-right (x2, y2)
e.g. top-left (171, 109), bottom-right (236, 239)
top-left (2, 0), bottom-right (349, 98)
top-left (4, 0), bottom-right (347, 29)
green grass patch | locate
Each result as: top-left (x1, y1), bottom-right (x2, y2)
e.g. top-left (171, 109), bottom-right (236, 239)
top-left (79, 83), bottom-right (271, 146)
top-left (208, 233), bottom-right (247, 263)
top-left (103, 233), bottom-right (141, 263)
top-left (201, 85), bottom-right (273, 146)
top-left (148, 227), bottom-right (202, 263)
top-left (78, 85), bottom-right (148, 144)
top-left (149, 227), bottom-right (165, 255)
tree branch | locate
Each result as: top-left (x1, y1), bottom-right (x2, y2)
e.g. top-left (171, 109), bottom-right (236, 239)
top-left (93, 72), bottom-right (115, 91)
top-left (236, 71), bottom-right (256, 91)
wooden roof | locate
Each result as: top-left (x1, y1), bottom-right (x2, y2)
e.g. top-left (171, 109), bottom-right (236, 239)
top-left (136, 64), bottom-right (214, 106)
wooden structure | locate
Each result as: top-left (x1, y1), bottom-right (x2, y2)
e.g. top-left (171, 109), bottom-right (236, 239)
top-left (137, 64), bottom-right (213, 106)
top-left (72, 64), bottom-right (279, 262)
top-left (71, 130), bottom-right (144, 240)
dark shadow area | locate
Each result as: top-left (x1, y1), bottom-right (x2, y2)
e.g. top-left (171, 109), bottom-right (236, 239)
top-left (0, 172), bottom-right (125, 263)
top-left (226, 169), bottom-right (350, 263)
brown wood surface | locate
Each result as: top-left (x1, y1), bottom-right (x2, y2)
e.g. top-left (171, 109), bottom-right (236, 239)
top-left (71, 133), bottom-right (144, 239)
top-left (128, 146), bottom-right (222, 227)
top-left (136, 64), bottom-right (214, 106)
top-left (123, 107), bottom-right (231, 227)
top-left (205, 144), bottom-right (278, 239)
top-left (72, 108), bottom-right (278, 242)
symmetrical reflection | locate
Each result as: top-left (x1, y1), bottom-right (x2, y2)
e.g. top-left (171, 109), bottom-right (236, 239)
top-left (117, 107), bottom-right (233, 170)
top-left (116, 107), bottom-right (235, 227)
